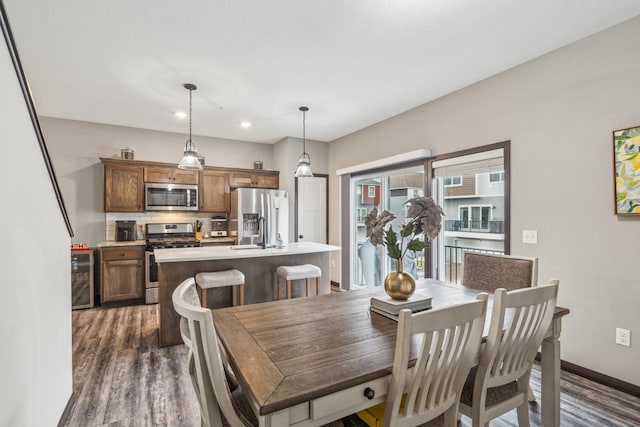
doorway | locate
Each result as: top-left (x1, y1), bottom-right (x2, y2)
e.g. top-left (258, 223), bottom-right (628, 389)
top-left (295, 174), bottom-right (328, 243)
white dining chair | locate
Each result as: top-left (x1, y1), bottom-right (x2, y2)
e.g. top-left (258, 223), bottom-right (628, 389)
top-left (461, 252), bottom-right (540, 403)
top-left (458, 281), bottom-right (559, 427)
top-left (380, 293), bottom-right (489, 427)
top-left (173, 277), bottom-right (256, 427)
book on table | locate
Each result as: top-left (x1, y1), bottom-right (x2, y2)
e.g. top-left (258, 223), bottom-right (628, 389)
top-left (370, 292), bottom-right (432, 320)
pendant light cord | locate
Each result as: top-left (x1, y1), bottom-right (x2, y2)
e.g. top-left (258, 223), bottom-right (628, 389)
top-left (188, 87), bottom-right (193, 144)
top-left (302, 108), bottom-right (306, 154)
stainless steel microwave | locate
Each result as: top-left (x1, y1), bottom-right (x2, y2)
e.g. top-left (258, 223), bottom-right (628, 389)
top-left (144, 183), bottom-right (198, 211)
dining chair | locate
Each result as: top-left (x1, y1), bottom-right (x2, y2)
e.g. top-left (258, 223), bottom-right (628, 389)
top-left (461, 252), bottom-right (538, 292)
top-left (458, 281), bottom-right (559, 427)
top-left (461, 251), bottom-right (539, 402)
top-left (172, 277), bottom-right (257, 427)
top-left (380, 293), bottom-right (489, 427)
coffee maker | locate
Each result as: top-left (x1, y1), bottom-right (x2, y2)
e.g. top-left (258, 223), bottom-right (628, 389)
top-left (116, 220), bottom-right (137, 241)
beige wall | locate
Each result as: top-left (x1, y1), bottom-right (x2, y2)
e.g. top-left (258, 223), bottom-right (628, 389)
top-left (1, 33), bottom-right (72, 425)
top-left (328, 16), bottom-right (640, 386)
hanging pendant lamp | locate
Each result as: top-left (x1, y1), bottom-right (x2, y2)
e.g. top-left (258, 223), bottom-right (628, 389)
top-left (294, 106), bottom-right (313, 177)
top-left (178, 83), bottom-right (203, 170)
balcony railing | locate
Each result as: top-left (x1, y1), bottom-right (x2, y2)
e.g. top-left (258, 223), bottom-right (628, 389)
top-left (444, 219), bottom-right (505, 233)
top-left (443, 245), bottom-right (504, 284)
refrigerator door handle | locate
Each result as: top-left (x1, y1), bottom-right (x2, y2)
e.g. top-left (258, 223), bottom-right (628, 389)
top-left (266, 193), bottom-right (272, 246)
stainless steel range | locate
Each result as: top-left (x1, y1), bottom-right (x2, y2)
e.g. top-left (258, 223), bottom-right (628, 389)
top-left (145, 223), bottom-right (200, 304)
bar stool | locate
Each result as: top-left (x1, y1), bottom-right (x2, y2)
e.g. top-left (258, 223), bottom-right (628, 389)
top-left (276, 264), bottom-right (321, 300)
top-left (195, 270), bottom-right (245, 307)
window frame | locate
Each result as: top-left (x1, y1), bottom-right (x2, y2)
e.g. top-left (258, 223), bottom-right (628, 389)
top-left (425, 141), bottom-right (511, 279)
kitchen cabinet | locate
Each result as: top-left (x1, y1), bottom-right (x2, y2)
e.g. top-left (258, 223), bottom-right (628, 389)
top-left (101, 158), bottom-right (280, 212)
top-left (144, 166), bottom-right (199, 184)
top-left (199, 170), bottom-right (229, 212)
top-left (229, 170), bottom-right (279, 189)
top-left (104, 163), bottom-right (144, 212)
top-left (100, 246), bottom-right (144, 303)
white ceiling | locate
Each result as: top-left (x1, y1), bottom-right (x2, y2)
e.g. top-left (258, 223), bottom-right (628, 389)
top-left (4, 0), bottom-right (640, 144)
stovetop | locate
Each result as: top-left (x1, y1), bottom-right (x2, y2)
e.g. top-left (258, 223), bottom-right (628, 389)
top-left (145, 222), bottom-right (200, 249)
top-left (146, 237), bottom-right (200, 249)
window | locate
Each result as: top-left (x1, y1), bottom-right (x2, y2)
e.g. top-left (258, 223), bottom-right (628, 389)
top-left (489, 171), bottom-right (504, 183)
top-left (458, 205), bottom-right (492, 230)
top-left (426, 142), bottom-right (510, 283)
top-left (443, 175), bottom-right (462, 186)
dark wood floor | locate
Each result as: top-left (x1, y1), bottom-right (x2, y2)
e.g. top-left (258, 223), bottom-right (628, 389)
top-left (61, 304), bottom-right (640, 427)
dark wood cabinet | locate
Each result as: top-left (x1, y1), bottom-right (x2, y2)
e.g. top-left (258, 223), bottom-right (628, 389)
top-left (101, 158), bottom-right (279, 212)
top-left (100, 246), bottom-right (144, 303)
top-left (144, 166), bottom-right (199, 184)
top-left (104, 163), bottom-right (144, 212)
top-left (229, 170), bottom-right (279, 189)
top-left (199, 170), bottom-right (229, 212)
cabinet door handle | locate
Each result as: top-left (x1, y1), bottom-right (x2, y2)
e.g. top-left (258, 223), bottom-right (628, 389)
top-left (364, 387), bottom-right (375, 400)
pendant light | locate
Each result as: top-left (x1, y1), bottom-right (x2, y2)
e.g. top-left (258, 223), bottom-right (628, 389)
top-left (178, 83), bottom-right (203, 170)
top-left (294, 106), bottom-right (313, 177)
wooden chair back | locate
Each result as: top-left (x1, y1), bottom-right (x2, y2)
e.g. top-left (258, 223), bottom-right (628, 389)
top-left (172, 277), bottom-right (246, 427)
top-left (462, 281), bottom-right (559, 426)
top-left (462, 252), bottom-right (538, 292)
top-left (481, 282), bottom-right (558, 388)
top-left (382, 294), bottom-right (489, 427)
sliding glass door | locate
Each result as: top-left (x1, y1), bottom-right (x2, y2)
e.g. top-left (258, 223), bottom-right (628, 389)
top-left (427, 142), bottom-right (509, 284)
top-left (350, 166), bottom-right (424, 288)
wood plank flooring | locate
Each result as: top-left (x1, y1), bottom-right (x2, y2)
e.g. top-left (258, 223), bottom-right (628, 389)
top-left (61, 304), bottom-right (640, 427)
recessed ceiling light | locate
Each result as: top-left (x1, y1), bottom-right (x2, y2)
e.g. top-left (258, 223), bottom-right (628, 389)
top-left (240, 121), bottom-right (251, 128)
top-left (174, 111), bottom-right (187, 119)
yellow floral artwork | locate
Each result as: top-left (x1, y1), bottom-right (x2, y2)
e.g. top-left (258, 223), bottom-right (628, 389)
top-left (614, 125), bottom-right (640, 215)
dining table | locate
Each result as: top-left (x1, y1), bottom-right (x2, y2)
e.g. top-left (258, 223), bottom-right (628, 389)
top-left (212, 279), bottom-right (570, 427)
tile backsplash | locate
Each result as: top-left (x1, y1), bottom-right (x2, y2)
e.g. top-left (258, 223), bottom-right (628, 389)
top-left (105, 212), bottom-right (222, 241)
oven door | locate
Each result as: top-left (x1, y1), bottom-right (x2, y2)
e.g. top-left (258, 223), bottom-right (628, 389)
top-left (145, 250), bottom-right (159, 304)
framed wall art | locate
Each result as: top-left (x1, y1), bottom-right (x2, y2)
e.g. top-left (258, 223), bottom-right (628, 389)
top-left (613, 125), bottom-right (640, 215)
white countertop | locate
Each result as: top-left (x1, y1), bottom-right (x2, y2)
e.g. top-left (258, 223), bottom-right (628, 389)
top-left (154, 241), bottom-right (341, 263)
top-left (97, 240), bottom-right (146, 248)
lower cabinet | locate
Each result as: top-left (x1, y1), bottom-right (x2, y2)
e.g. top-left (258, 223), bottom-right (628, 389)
top-left (100, 246), bottom-right (144, 303)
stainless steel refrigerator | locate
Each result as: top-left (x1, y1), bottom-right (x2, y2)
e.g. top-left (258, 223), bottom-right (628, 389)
top-left (230, 188), bottom-right (288, 247)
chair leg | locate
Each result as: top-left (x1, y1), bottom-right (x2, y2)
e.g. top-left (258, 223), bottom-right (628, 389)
top-left (527, 384), bottom-right (536, 402)
top-left (306, 278), bottom-right (311, 297)
top-left (239, 284), bottom-right (244, 305)
top-left (199, 287), bottom-right (207, 308)
top-left (287, 280), bottom-right (292, 299)
top-left (316, 277), bottom-right (320, 296)
top-left (517, 401), bottom-right (531, 427)
top-left (232, 285), bottom-right (237, 306)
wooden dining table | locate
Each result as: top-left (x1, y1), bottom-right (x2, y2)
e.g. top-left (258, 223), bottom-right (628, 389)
top-left (212, 279), bottom-right (570, 427)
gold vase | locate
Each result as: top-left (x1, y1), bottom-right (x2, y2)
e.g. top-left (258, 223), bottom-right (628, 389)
top-left (384, 260), bottom-right (416, 300)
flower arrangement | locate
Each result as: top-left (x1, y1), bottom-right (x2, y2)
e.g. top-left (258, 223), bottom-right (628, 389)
top-left (365, 196), bottom-right (444, 264)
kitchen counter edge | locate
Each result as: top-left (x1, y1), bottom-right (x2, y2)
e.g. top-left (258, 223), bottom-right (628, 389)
top-left (155, 242), bottom-right (341, 263)
top-left (97, 240), bottom-right (146, 248)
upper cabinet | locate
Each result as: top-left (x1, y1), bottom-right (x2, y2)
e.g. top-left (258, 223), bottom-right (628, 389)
top-left (101, 158), bottom-right (279, 212)
top-left (199, 170), bottom-right (229, 212)
top-left (104, 162), bottom-right (144, 212)
top-left (144, 166), bottom-right (199, 185)
top-left (229, 171), bottom-right (279, 189)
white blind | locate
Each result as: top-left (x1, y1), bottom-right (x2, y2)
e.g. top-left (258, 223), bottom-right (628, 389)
top-left (432, 148), bottom-right (503, 178)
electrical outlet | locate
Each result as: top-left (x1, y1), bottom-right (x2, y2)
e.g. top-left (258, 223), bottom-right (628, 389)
top-left (616, 328), bottom-right (631, 347)
top-left (522, 229), bottom-right (538, 244)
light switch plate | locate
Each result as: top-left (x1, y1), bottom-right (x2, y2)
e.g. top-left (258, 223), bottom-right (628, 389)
top-left (522, 229), bottom-right (538, 244)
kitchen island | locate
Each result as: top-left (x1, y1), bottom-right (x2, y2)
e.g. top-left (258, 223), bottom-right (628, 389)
top-left (155, 241), bottom-right (340, 347)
